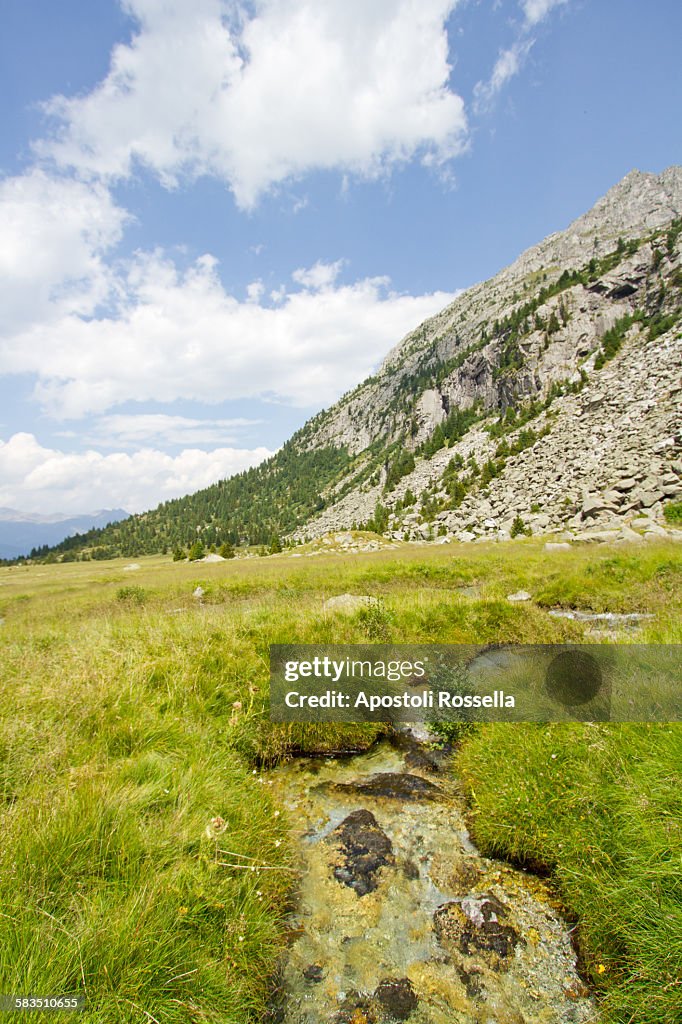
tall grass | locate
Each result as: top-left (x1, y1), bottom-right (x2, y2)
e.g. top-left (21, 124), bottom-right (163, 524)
top-left (458, 723), bottom-right (682, 1023)
top-left (0, 536), bottom-right (680, 1021)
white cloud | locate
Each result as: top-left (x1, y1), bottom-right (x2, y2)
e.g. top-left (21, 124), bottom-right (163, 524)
top-left (474, 0), bottom-right (568, 110)
top-left (0, 432), bottom-right (272, 515)
top-left (246, 280), bottom-right (265, 303)
top-left (0, 169), bottom-right (127, 333)
top-left (81, 413), bottom-right (262, 447)
top-left (471, 0), bottom-right (565, 110)
top-left (291, 259), bottom-right (345, 290)
top-left (37, 0), bottom-right (467, 207)
top-left (0, 168), bottom-right (456, 424)
top-left (521, 0), bottom-right (568, 28)
top-left (1, 249), bottom-right (457, 418)
top-left (473, 39), bottom-right (533, 111)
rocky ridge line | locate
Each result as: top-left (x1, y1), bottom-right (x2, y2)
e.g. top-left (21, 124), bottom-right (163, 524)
top-left (291, 169), bottom-right (682, 546)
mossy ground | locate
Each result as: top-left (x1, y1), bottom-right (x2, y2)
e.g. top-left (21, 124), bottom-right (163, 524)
top-left (0, 536), bottom-right (680, 1021)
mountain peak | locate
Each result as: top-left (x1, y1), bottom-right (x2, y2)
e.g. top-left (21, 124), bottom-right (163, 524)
top-left (21, 166), bottom-right (682, 561)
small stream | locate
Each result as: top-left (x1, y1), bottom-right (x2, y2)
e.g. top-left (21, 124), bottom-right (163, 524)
top-left (272, 738), bottom-right (595, 1024)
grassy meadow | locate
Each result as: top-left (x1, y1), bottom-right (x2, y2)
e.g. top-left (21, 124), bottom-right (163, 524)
top-left (0, 535), bottom-right (680, 1022)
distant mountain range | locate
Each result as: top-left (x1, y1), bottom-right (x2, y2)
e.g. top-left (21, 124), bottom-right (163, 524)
top-left (0, 509), bottom-right (130, 559)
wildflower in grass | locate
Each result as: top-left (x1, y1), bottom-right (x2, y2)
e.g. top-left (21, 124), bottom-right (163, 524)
top-left (596, 963), bottom-right (606, 974)
top-left (205, 815), bottom-right (228, 838)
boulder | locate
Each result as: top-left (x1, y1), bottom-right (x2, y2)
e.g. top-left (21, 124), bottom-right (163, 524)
top-left (574, 530), bottom-right (620, 544)
top-left (323, 594), bottom-right (378, 613)
top-left (581, 495), bottom-right (618, 519)
top-left (618, 525), bottom-right (645, 543)
top-left (613, 477), bottom-right (637, 491)
top-left (631, 489), bottom-right (665, 509)
top-left (325, 809), bottom-right (394, 896)
top-left (644, 523), bottom-right (669, 538)
top-left (629, 516), bottom-right (655, 530)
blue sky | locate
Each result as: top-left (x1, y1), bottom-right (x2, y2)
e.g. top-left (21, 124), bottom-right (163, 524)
top-left (0, 0), bottom-right (680, 514)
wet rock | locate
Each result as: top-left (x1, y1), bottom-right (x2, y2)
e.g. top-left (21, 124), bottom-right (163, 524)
top-left (326, 809), bottom-right (394, 896)
top-left (332, 991), bottom-right (376, 1024)
top-left (430, 852), bottom-right (483, 897)
top-left (374, 977), bottom-right (418, 1020)
top-left (434, 895), bottom-right (522, 969)
top-left (390, 726), bottom-right (446, 771)
top-left (332, 772), bottom-right (443, 802)
top-left (302, 963), bottom-right (324, 983)
top-left (402, 744), bottom-right (445, 773)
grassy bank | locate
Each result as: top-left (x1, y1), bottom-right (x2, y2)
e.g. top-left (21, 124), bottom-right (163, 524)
top-left (458, 723), bottom-right (682, 1023)
top-left (0, 535), bottom-right (680, 1021)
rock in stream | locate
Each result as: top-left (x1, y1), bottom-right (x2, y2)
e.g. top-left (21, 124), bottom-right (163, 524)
top-left (326, 808), bottom-right (394, 896)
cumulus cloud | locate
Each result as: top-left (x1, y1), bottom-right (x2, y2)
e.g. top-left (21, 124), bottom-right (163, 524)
top-left (37, 0), bottom-right (467, 207)
top-left (291, 259), bottom-right (345, 290)
top-left (0, 432), bottom-right (272, 515)
top-left (1, 248), bottom-right (457, 418)
top-left (0, 169), bottom-right (127, 332)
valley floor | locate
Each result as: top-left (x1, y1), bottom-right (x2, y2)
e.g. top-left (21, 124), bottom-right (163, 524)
top-left (0, 537), bottom-right (680, 1022)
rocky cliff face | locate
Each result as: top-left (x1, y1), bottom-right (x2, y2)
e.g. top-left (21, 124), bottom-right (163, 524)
top-left (291, 167), bottom-right (682, 544)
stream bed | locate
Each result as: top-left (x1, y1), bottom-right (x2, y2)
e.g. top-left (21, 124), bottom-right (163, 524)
top-left (272, 738), bottom-right (595, 1024)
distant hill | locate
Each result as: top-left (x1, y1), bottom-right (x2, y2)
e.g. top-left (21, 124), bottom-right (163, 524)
top-left (0, 509), bottom-right (130, 559)
top-left (35, 166), bottom-right (682, 560)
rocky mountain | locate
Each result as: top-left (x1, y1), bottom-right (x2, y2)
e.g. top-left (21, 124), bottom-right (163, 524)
top-left (34, 167), bottom-right (682, 561)
top-left (290, 166), bottom-right (682, 545)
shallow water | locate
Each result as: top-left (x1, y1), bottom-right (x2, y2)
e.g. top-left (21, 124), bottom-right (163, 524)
top-left (273, 740), bottom-right (595, 1023)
